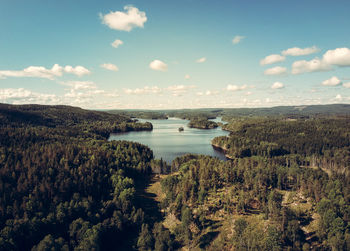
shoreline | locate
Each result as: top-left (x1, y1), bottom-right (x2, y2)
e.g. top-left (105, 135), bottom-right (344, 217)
top-left (211, 143), bottom-right (234, 160)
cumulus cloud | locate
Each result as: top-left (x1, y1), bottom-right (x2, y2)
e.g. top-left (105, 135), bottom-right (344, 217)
top-left (343, 82), bottom-right (350, 88)
top-left (149, 60), bottom-right (168, 71)
top-left (321, 76), bottom-right (342, 86)
top-left (196, 57), bottom-right (206, 63)
top-left (0, 64), bottom-right (90, 79)
top-left (323, 47), bottom-right (350, 66)
top-left (64, 66), bottom-right (90, 77)
top-left (100, 6), bottom-right (147, 31)
top-left (291, 58), bottom-right (331, 74)
top-left (101, 63), bottom-right (119, 71)
top-left (111, 39), bottom-right (123, 48)
top-left (271, 82), bottom-right (284, 89)
top-left (290, 47), bottom-right (350, 75)
top-left (282, 46), bottom-right (319, 56)
top-left (232, 35), bottom-right (245, 44)
top-left (226, 84), bottom-right (248, 91)
top-left (260, 54), bottom-right (285, 65)
top-left (0, 64), bottom-right (62, 80)
top-left (264, 66), bottom-right (287, 75)
top-left (124, 86), bottom-right (162, 95)
top-left (0, 88), bottom-right (60, 104)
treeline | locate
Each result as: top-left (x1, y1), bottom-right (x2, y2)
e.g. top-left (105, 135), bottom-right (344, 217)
top-left (107, 110), bottom-right (168, 120)
top-left (106, 104), bottom-right (350, 122)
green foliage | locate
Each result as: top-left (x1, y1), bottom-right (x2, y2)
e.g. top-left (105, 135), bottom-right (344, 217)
top-left (188, 119), bottom-right (218, 129)
top-left (137, 224), bottom-right (154, 251)
top-left (0, 104), bottom-right (157, 250)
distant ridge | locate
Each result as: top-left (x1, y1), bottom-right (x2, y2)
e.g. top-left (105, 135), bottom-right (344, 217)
top-left (107, 104), bottom-right (350, 117)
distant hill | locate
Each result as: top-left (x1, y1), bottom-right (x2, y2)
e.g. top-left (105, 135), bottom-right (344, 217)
top-left (0, 103), bottom-right (129, 127)
top-left (106, 104), bottom-right (350, 119)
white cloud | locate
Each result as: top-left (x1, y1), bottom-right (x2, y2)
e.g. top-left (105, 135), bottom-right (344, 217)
top-left (264, 66), bottom-right (287, 75)
top-left (321, 76), bottom-right (342, 86)
top-left (149, 60), bottom-right (168, 71)
top-left (64, 66), bottom-right (90, 77)
top-left (0, 88), bottom-right (60, 104)
top-left (323, 47), bottom-right (350, 66)
top-left (101, 63), bottom-right (119, 72)
top-left (226, 84), bottom-right (248, 91)
top-left (167, 85), bottom-right (196, 92)
top-left (271, 82), bottom-right (284, 89)
top-left (232, 35), bottom-right (245, 44)
top-left (185, 74), bottom-right (191, 80)
top-left (111, 39), bottom-right (123, 48)
top-left (196, 90), bottom-right (219, 96)
top-left (335, 94), bottom-right (342, 101)
top-left (0, 64), bottom-right (62, 80)
top-left (124, 86), bottom-right (162, 95)
top-left (289, 47), bottom-right (350, 75)
top-left (196, 57), bottom-right (206, 63)
top-left (291, 58), bottom-right (331, 74)
top-left (0, 64), bottom-right (90, 79)
top-left (282, 46), bottom-right (319, 56)
top-left (260, 54), bottom-right (285, 65)
top-left (59, 81), bottom-right (97, 90)
top-left (167, 85), bottom-right (196, 96)
top-left (343, 82), bottom-right (350, 88)
top-left (100, 6), bottom-right (147, 32)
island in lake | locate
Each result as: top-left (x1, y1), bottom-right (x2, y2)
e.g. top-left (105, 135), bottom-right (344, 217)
top-left (188, 118), bottom-right (218, 129)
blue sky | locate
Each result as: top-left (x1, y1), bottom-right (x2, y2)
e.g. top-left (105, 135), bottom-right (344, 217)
top-left (1, 0), bottom-right (350, 109)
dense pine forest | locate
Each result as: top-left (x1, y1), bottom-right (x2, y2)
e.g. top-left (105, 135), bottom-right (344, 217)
top-left (0, 103), bottom-right (350, 250)
top-left (0, 104), bottom-right (173, 250)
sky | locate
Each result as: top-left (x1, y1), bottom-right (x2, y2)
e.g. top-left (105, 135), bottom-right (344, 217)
top-left (1, 0), bottom-right (350, 109)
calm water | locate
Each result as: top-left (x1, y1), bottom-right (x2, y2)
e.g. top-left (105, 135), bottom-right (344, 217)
top-left (109, 117), bottom-right (229, 163)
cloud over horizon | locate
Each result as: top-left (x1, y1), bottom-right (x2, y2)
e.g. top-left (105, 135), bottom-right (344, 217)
top-left (321, 76), bottom-right (342, 86)
top-left (226, 84), bottom-right (248, 91)
top-left (0, 64), bottom-right (90, 80)
top-left (271, 82), bottom-right (284, 89)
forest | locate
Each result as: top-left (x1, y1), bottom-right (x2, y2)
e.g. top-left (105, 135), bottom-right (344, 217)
top-left (156, 116), bottom-right (350, 250)
top-left (0, 104), bottom-right (173, 250)
top-left (0, 103), bottom-right (350, 250)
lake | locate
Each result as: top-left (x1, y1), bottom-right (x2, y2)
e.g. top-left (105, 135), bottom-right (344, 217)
top-left (109, 117), bottom-right (230, 163)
